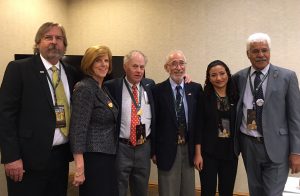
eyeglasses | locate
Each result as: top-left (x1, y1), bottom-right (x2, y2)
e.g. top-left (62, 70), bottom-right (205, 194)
top-left (168, 60), bottom-right (186, 68)
top-left (43, 35), bottom-right (64, 42)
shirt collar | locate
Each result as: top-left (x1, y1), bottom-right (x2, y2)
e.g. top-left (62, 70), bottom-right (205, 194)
top-left (169, 77), bottom-right (184, 91)
top-left (250, 63), bottom-right (270, 76)
top-left (124, 76), bottom-right (141, 90)
top-left (40, 54), bottom-right (60, 70)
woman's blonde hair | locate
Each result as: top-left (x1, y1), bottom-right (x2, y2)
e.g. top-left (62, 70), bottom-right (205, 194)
top-left (81, 45), bottom-right (112, 76)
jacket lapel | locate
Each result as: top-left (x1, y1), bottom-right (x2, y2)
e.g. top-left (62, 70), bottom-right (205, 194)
top-left (33, 56), bottom-right (55, 108)
top-left (115, 78), bottom-right (124, 109)
top-left (96, 85), bottom-right (119, 122)
top-left (264, 64), bottom-right (277, 103)
top-left (237, 68), bottom-right (249, 110)
top-left (163, 80), bottom-right (178, 127)
top-left (60, 61), bottom-right (74, 95)
top-left (184, 84), bottom-right (192, 129)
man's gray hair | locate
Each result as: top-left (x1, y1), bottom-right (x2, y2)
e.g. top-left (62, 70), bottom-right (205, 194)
top-left (123, 50), bottom-right (148, 65)
top-left (246, 33), bottom-right (271, 51)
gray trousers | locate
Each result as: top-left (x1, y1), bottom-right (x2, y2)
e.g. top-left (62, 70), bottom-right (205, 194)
top-left (240, 134), bottom-right (289, 196)
top-left (158, 144), bottom-right (195, 196)
top-left (116, 140), bottom-right (151, 196)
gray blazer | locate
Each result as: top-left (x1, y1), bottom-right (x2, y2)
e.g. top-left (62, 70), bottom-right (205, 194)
top-left (70, 77), bottom-right (118, 154)
top-left (234, 64), bottom-right (300, 163)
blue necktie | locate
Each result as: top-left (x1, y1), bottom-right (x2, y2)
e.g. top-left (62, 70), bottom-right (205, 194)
top-left (175, 86), bottom-right (187, 133)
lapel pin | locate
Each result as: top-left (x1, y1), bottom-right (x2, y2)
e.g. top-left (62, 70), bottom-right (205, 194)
top-left (40, 71), bottom-right (44, 73)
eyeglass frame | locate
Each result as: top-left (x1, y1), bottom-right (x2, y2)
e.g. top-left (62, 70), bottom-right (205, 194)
top-left (168, 60), bottom-right (187, 68)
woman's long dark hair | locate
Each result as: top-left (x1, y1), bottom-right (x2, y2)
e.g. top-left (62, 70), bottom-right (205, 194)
top-left (204, 60), bottom-right (238, 103)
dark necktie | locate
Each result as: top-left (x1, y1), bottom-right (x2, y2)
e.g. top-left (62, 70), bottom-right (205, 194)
top-left (175, 86), bottom-right (187, 134)
top-left (254, 71), bottom-right (264, 135)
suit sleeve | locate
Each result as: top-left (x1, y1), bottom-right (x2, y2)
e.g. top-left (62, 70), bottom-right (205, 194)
top-left (0, 62), bottom-right (22, 163)
top-left (287, 72), bottom-right (300, 154)
top-left (69, 82), bottom-right (94, 153)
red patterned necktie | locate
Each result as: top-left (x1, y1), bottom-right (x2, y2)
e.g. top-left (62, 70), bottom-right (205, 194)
top-left (130, 84), bottom-right (139, 146)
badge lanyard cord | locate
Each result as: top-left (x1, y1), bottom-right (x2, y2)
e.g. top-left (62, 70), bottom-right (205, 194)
top-left (247, 67), bottom-right (269, 109)
top-left (124, 79), bottom-right (142, 123)
top-left (46, 64), bottom-right (62, 106)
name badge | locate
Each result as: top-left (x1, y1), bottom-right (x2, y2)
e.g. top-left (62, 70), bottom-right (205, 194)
top-left (177, 124), bottom-right (186, 144)
top-left (247, 109), bottom-right (257, 130)
top-left (136, 124), bottom-right (146, 145)
top-left (54, 105), bottom-right (66, 128)
top-left (218, 118), bottom-right (230, 138)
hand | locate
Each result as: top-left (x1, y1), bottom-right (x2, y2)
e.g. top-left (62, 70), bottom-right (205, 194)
top-left (4, 159), bottom-right (24, 182)
top-left (73, 153), bottom-right (85, 186)
top-left (151, 155), bottom-right (157, 165)
top-left (289, 154), bottom-right (300, 174)
top-left (194, 153), bottom-right (203, 171)
top-left (183, 74), bottom-right (192, 83)
top-left (72, 171), bottom-right (85, 187)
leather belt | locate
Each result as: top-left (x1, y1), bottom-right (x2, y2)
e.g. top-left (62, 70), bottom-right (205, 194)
top-left (241, 132), bottom-right (264, 143)
top-left (119, 136), bottom-right (150, 147)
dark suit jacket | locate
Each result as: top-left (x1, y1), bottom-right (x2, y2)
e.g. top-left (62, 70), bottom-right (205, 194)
top-left (70, 77), bottom-right (118, 154)
top-left (201, 92), bottom-right (237, 157)
top-left (152, 79), bottom-right (204, 171)
top-left (0, 55), bottom-right (76, 170)
top-left (104, 77), bottom-right (156, 156)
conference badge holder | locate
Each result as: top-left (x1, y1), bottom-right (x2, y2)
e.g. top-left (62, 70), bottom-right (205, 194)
top-left (136, 124), bottom-right (146, 145)
top-left (177, 124), bottom-right (186, 144)
top-left (54, 105), bottom-right (66, 128)
top-left (246, 109), bottom-right (257, 130)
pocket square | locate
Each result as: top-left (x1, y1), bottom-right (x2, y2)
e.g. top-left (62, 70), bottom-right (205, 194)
top-left (188, 93), bottom-right (192, 95)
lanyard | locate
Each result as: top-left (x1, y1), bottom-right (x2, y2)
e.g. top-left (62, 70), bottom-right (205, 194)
top-left (247, 67), bottom-right (269, 99)
top-left (124, 79), bottom-right (142, 112)
top-left (46, 64), bottom-right (62, 106)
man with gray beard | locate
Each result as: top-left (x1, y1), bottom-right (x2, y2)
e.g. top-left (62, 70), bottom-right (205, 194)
top-left (0, 22), bottom-right (77, 196)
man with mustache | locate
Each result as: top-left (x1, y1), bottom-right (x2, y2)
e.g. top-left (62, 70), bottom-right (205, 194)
top-left (152, 50), bottom-right (203, 196)
top-left (234, 33), bottom-right (300, 196)
top-left (0, 22), bottom-right (77, 196)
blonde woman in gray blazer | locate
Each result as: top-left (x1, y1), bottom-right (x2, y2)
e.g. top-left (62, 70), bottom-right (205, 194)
top-left (70, 45), bottom-right (118, 196)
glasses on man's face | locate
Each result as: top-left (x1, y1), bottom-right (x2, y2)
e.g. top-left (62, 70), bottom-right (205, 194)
top-left (43, 35), bottom-right (64, 42)
top-left (168, 60), bottom-right (186, 68)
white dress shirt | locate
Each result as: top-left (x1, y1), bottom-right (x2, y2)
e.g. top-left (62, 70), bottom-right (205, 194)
top-left (41, 54), bottom-right (70, 145)
top-left (240, 64), bottom-right (270, 137)
top-left (120, 77), bottom-right (152, 139)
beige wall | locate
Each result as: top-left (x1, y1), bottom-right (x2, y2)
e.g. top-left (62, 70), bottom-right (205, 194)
top-left (1, 0), bottom-right (300, 195)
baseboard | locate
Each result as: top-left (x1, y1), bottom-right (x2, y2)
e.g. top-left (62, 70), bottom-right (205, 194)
top-left (148, 183), bottom-right (249, 196)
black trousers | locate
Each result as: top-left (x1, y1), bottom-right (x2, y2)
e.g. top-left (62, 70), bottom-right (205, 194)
top-left (79, 152), bottom-right (118, 196)
top-left (7, 143), bottom-right (70, 196)
top-left (199, 153), bottom-right (238, 196)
